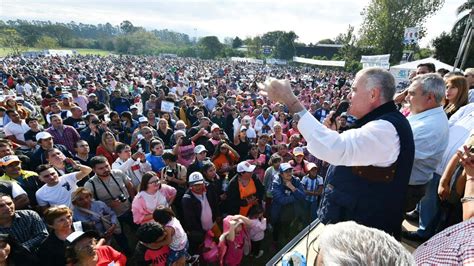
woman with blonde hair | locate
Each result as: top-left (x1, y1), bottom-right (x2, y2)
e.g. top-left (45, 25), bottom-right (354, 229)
top-left (96, 131), bottom-right (120, 165)
top-left (444, 76), bottom-right (469, 118)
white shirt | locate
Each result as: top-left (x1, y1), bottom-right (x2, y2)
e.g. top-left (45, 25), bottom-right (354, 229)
top-left (436, 103), bottom-right (474, 175)
top-left (36, 172), bottom-right (78, 208)
top-left (11, 182), bottom-right (27, 198)
top-left (4, 121), bottom-right (30, 149)
top-left (298, 110), bottom-right (400, 167)
top-left (232, 118), bottom-right (257, 140)
top-left (254, 114), bottom-right (276, 136)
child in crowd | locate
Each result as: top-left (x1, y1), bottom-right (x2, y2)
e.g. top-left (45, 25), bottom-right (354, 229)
top-left (247, 204), bottom-right (266, 258)
top-left (146, 139), bottom-right (166, 173)
top-left (153, 207), bottom-right (189, 266)
top-left (218, 214), bottom-right (252, 266)
top-left (263, 154), bottom-right (282, 225)
top-left (301, 163), bottom-right (324, 221)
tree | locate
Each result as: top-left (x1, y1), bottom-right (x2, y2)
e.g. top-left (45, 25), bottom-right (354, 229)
top-left (120, 20), bottom-right (136, 34)
top-left (232, 36), bottom-right (243, 48)
top-left (432, 27), bottom-right (474, 67)
top-left (244, 36), bottom-right (262, 58)
top-left (261, 31), bottom-right (285, 47)
top-left (0, 28), bottom-right (26, 55)
top-left (359, 0), bottom-right (445, 63)
top-left (198, 36), bottom-right (223, 59)
top-left (317, 39), bottom-right (335, 44)
top-left (274, 31), bottom-right (298, 60)
top-left (35, 36), bottom-right (59, 49)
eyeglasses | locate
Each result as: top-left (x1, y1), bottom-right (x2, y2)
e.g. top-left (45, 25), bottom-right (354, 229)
top-left (148, 179), bottom-right (160, 184)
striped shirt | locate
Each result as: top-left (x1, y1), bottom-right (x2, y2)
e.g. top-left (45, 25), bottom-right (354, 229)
top-left (301, 175), bottom-right (323, 202)
top-left (0, 210), bottom-right (48, 250)
top-left (46, 125), bottom-right (81, 153)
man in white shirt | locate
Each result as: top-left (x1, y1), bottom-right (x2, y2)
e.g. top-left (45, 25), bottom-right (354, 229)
top-left (4, 110), bottom-right (30, 150)
top-left (261, 68), bottom-right (415, 238)
top-left (35, 161), bottom-right (92, 213)
top-left (254, 107), bottom-right (276, 136)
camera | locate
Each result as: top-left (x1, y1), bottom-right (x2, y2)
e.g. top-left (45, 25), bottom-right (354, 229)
top-left (117, 194), bottom-right (128, 202)
top-left (166, 169), bottom-right (175, 177)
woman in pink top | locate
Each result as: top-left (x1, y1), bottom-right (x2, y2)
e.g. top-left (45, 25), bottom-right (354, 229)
top-left (270, 122), bottom-right (288, 146)
top-left (218, 215), bottom-right (252, 266)
top-left (132, 172), bottom-right (176, 224)
top-left (246, 144), bottom-right (266, 183)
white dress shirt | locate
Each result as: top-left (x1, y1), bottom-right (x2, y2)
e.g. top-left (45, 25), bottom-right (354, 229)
top-left (298, 111), bottom-right (400, 167)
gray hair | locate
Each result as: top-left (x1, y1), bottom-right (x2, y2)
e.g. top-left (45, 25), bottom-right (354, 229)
top-left (412, 73), bottom-right (445, 104)
top-left (318, 221), bottom-right (415, 266)
top-left (359, 68), bottom-right (396, 103)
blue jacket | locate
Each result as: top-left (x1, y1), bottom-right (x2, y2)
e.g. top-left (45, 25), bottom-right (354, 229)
top-left (270, 175), bottom-right (306, 222)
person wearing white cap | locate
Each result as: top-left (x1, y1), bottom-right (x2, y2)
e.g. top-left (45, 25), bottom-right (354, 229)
top-left (86, 93), bottom-right (109, 120)
top-left (0, 155), bottom-right (42, 208)
top-left (181, 171), bottom-right (220, 254)
top-left (30, 131), bottom-right (74, 168)
top-left (289, 146), bottom-right (309, 179)
top-left (204, 123), bottom-right (223, 155)
top-left (187, 145), bottom-right (210, 178)
top-left (301, 163), bottom-right (324, 222)
top-left (270, 162), bottom-right (306, 246)
top-left (232, 115), bottom-right (257, 142)
top-left (226, 161), bottom-right (264, 216)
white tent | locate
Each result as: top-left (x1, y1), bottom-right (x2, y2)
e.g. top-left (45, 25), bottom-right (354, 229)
top-left (390, 57), bottom-right (458, 86)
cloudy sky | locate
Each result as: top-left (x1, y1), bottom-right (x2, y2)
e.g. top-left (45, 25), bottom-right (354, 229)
top-left (0, 0), bottom-right (467, 47)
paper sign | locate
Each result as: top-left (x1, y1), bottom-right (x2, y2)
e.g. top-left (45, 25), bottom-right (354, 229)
top-left (161, 101), bottom-right (175, 113)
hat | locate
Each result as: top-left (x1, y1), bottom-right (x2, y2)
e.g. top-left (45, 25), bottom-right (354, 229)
top-left (292, 147), bottom-right (304, 157)
top-left (0, 155), bottom-right (20, 166)
top-left (36, 131), bottom-right (53, 141)
top-left (240, 126), bottom-right (247, 131)
top-left (242, 116), bottom-right (252, 123)
top-left (279, 163), bottom-right (293, 173)
top-left (237, 161), bottom-right (256, 173)
top-left (306, 163), bottom-right (318, 171)
top-left (138, 117), bottom-right (148, 123)
top-left (210, 124), bottom-right (220, 132)
top-left (88, 93), bottom-right (97, 97)
top-left (194, 145), bottom-right (207, 154)
top-left (188, 172), bottom-right (205, 185)
top-left (61, 94), bottom-right (71, 100)
top-left (130, 105), bottom-right (138, 110)
top-left (66, 231), bottom-right (100, 245)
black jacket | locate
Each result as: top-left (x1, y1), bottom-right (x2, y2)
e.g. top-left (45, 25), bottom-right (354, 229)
top-left (226, 174), bottom-right (265, 215)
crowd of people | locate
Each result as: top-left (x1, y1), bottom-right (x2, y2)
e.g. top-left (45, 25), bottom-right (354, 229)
top-left (0, 54), bottom-right (472, 265)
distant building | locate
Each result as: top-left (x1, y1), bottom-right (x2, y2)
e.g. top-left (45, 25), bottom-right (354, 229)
top-left (296, 44), bottom-right (343, 59)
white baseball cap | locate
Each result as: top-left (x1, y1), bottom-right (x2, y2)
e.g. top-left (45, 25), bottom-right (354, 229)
top-left (138, 117), bottom-right (148, 123)
top-left (194, 145), bottom-right (207, 154)
top-left (237, 161), bottom-right (256, 173)
top-left (279, 163), bottom-right (294, 173)
top-left (210, 124), bottom-right (220, 132)
top-left (188, 172), bottom-right (205, 185)
top-left (36, 131), bottom-right (53, 141)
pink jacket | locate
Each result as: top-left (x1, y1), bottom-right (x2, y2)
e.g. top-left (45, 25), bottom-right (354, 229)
top-left (131, 185), bottom-right (176, 224)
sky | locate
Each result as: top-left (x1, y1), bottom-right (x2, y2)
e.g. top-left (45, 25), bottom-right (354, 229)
top-left (0, 0), bottom-right (468, 47)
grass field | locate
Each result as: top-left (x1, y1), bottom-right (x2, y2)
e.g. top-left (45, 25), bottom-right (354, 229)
top-left (0, 47), bottom-right (112, 57)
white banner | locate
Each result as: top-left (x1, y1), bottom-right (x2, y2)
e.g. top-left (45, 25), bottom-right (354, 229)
top-left (266, 59), bottom-right (287, 65)
top-left (160, 101), bottom-right (175, 113)
top-left (230, 57), bottom-right (264, 64)
top-left (360, 54), bottom-right (391, 69)
top-left (403, 27), bottom-right (420, 44)
top-left (292, 56), bottom-right (345, 67)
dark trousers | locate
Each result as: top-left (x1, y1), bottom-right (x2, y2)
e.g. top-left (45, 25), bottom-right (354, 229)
top-left (116, 210), bottom-right (137, 255)
top-left (251, 240), bottom-right (262, 255)
top-left (405, 184), bottom-right (427, 212)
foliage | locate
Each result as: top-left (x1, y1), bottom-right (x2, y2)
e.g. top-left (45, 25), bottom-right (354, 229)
top-left (432, 25), bottom-right (474, 67)
top-left (35, 36), bottom-right (59, 49)
top-left (232, 37), bottom-right (243, 49)
top-left (359, 0), bottom-right (445, 63)
top-left (317, 39), bottom-right (335, 44)
top-left (198, 36), bottom-right (223, 59)
top-left (244, 36), bottom-right (263, 58)
top-left (0, 28), bottom-right (26, 55)
top-left (454, 0), bottom-right (474, 30)
top-left (274, 31), bottom-right (298, 60)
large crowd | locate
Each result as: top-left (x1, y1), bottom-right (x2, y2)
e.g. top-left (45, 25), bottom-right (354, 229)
top-left (0, 54), bottom-right (472, 265)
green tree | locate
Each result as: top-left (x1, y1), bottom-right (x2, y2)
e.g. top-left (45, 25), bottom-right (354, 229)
top-left (35, 35), bottom-right (59, 49)
top-left (244, 36), bottom-right (262, 58)
top-left (0, 28), bottom-right (26, 55)
top-left (359, 0), bottom-right (444, 63)
top-left (120, 20), bottom-right (136, 35)
top-left (317, 38), bottom-right (335, 44)
top-left (261, 31), bottom-right (285, 46)
top-left (232, 36), bottom-right (243, 48)
top-left (274, 31), bottom-right (298, 60)
top-left (198, 36), bottom-right (223, 59)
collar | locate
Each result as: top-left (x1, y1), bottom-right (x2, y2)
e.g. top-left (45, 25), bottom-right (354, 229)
top-left (407, 106), bottom-right (444, 121)
top-left (353, 101), bottom-right (398, 128)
